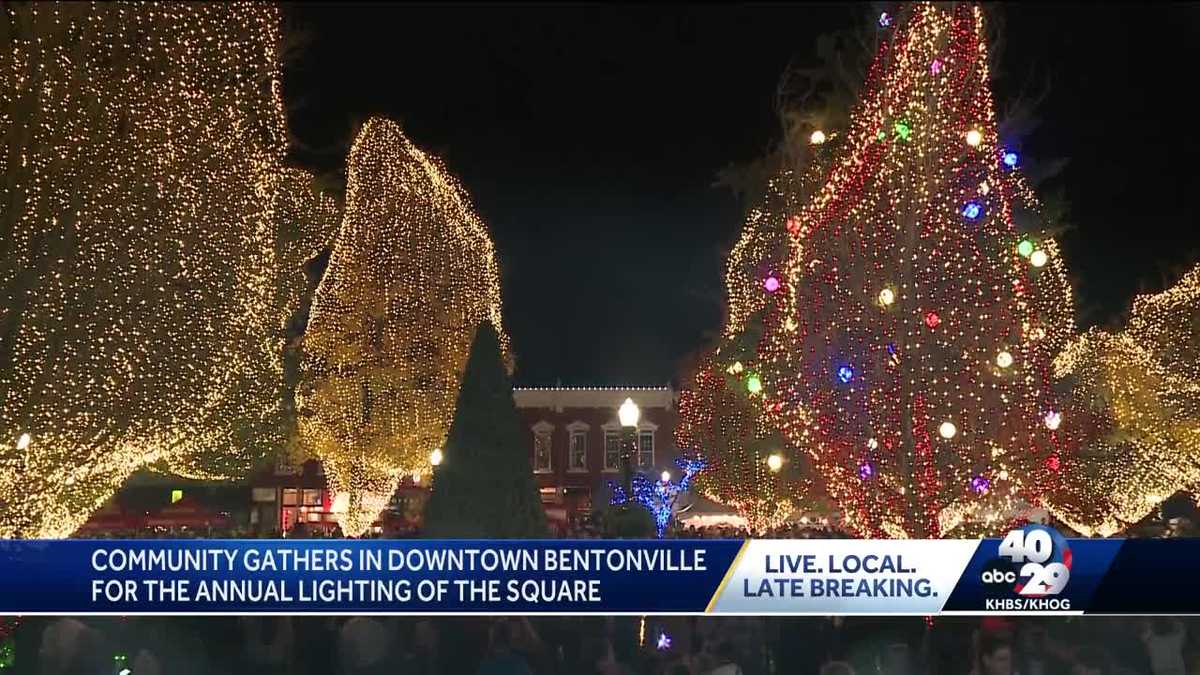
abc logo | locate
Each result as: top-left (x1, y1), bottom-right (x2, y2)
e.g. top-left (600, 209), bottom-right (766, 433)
top-left (979, 559), bottom-right (1017, 592)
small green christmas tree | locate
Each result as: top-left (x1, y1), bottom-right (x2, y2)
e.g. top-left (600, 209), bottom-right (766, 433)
top-left (423, 323), bottom-right (548, 538)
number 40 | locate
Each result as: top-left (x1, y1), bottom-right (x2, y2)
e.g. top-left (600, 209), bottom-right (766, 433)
top-left (999, 528), bottom-right (1053, 564)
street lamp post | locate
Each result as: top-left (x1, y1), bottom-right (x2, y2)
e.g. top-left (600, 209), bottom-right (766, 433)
top-left (618, 397), bottom-right (640, 500)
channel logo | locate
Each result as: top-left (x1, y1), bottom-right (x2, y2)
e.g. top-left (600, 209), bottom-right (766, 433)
top-left (980, 524), bottom-right (1071, 598)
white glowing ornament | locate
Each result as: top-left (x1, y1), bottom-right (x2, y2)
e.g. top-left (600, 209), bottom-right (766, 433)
top-left (810, 130), bottom-right (827, 145)
top-left (767, 454), bottom-right (783, 472)
top-left (1030, 250), bottom-right (1049, 268)
top-left (430, 448), bottom-right (444, 466)
top-left (867, 438), bottom-right (878, 450)
top-left (15, 433), bottom-right (31, 451)
top-left (661, 470), bottom-right (671, 482)
top-left (1043, 411), bottom-right (1062, 431)
top-left (966, 129), bottom-right (982, 147)
top-left (996, 351), bottom-right (1013, 368)
top-left (878, 288), bottom-right (895, 306)
top-left (938, 421), bottom-right (957, 439)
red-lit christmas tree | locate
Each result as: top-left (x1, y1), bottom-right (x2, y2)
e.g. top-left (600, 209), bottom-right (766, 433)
top-left (753, 3), bottom-right (1073, 538)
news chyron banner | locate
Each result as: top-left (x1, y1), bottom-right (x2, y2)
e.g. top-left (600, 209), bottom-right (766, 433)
top-left (0, 525), bottom-right (1191, 614)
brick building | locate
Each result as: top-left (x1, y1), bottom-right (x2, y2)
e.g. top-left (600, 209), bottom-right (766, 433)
top-left (514, 386), bottom-right (680, 525)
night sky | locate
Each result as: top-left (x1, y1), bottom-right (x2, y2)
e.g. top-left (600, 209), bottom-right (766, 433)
top-left (283, 3), bottom-right (1200, 387)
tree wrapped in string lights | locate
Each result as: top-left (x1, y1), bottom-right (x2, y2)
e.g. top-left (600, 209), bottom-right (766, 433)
top-left (676, 102), bottom-right (856, 532)
top-left (299, 117), bottom-right (508, 536)
top-left (1047, 265), bottom-right (1200, 536)
top-left (165, 167), bottom-right (342, 482)
top-left (610, 457), bottom-right (706, 538)
top-left (754, 3), bottom-right (1073, 538)
top-left (676, 176), bottom-right (810, 533)
top-left (0, 3), bottom-right (316, 537)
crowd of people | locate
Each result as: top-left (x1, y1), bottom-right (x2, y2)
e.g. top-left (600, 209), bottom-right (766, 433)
top-left (13, 613), bottom-right (1200, 675)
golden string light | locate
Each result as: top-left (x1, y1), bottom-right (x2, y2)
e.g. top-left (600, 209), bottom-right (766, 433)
top-left (298, 117), bottom-right (508, 537)
top-left (1047, 266), bottom-right (1200, 536)
top-left (0, 2), bottom-right (314, 537)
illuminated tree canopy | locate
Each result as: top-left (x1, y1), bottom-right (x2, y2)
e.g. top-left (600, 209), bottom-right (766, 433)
top-left (752, 3), bottom-right (1073, 538)
top-left (1048, 266), bottom-right (1200, 536)
top-left (677, 175), bottom-right (814, 533)
top-left (298, 117), bottom-right (508, 536)
top-left (0, 2), bottom-right (326, 537)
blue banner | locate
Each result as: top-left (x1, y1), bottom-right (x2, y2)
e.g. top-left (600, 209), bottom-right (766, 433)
top-left (0, 539), bottom-right (743, 614)
top-left (0, 529), bottom-right (1192, 614)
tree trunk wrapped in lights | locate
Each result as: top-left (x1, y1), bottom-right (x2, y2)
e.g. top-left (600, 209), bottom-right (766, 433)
top-left (299, 117), bottom-right (508, 536)
top-left (1048, 266), bottom-right (1200, 536)
top-left (0, 3), bottom-right (318, 538)
top-left (754, 3), bottom-right (1074, 538)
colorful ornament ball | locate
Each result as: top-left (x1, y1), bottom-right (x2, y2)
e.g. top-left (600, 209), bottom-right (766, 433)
top-left (961, 200), bottom-right (983, 221)
top-left (837, 365), bottom-right (855, 384)
top-left (996, 351), bottom-right (1014, 368)
top-left (746, 374), bottom-right (763, 395)
top-left (938, 421), bottom-right (958, 439)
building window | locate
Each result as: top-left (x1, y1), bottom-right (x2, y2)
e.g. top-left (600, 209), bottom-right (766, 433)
top-left (282, 488), bottom-right (299, 507)
top-left (639, 431), bottom-right (654, 468)
top-left (604, 431), bottom-right (621, 472)
top-left (569, 431), bottom-right (587, 472)
top-left (534, 431), bottom-right (553, 473)
top-left (302, 489), bottom-right (323, 507)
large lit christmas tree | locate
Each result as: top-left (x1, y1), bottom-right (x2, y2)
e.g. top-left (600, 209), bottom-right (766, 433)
top-left (0, 3), bottom-right (316, 537)
top-left (299, 117), bottom-right (508, 536)
top-left (752, 3), bottom-right (1073, 538)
